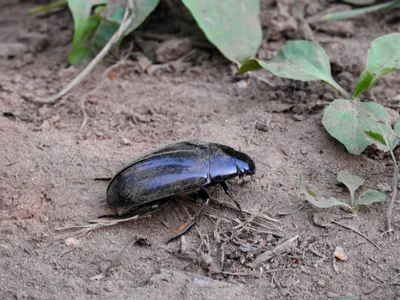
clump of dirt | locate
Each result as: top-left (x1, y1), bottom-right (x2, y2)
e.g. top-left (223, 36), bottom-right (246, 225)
top-left (1, 1), bottom-right (400, 299)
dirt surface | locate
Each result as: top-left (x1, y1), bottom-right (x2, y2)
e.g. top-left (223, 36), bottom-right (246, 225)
top-left (1, 1), bottom-right (400, 299)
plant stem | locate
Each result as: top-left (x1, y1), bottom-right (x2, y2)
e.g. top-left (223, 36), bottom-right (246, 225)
top-left (386, 149), bottom-right (398, 232)
top-left (29, 0), bottom-right (67, 15)
top-left (329, 82), bottom-right (351, 99)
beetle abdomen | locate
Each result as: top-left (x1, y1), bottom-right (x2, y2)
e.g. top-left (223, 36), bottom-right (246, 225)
top-left (106, 148), bottom-right (211, 207)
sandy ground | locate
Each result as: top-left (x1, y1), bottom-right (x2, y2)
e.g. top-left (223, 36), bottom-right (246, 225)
top-left (1, 1), bottom-right (400, 299)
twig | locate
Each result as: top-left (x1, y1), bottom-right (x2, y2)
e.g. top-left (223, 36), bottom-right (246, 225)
top-left (364, 272), bottom-right (400, 295)
top-left (261, 267), bottom-right (293, 274)
top-left (247, 121), bottom-right (257, 146)
top-left (29, 0), bottom-right (136, 105)
top-left (248, 235), bottom-right (299, 268)
top-left (221, 271), bottom-right (260, 277)
top-left (103, 233), bottom-right (139, 276)
top-left (53, 214), bottom-right (141, 240)
top-left (78, 50), bottom-right (134, 133)
top-left (330, 220), bottom-right (380, 250)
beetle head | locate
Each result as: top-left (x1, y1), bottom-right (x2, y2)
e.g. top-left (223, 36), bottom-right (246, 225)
top-left (234, 151), bottom-right (256, 177)
top-left (209, 143), bottom-right (256, 181)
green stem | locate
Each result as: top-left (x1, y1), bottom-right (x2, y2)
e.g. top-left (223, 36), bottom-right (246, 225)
top-left (29, 0), bottom-right (68, 15)
top-left (328, 81), bottom-right (351, 99)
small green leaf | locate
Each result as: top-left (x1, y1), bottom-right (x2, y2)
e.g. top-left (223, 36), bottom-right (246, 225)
top-left (353, 71), bottom-right (374, 98)
top-left (237, 59), bottom-right (263, 74)
top-left (365, 130), bottom-right (386, 145)
top-left (322, 99), bottom-right (395, 154)
top-left (354, 32), bottom-right (400, 97)
top-left (357, 189), bottom-right (387, 207)
top-left (68, 46), bottom-right (92, 65)
top-left (237, 41), bottom-right (349, 97)
top-left (92, 19), bottom-right (120, 49)
top-left (365, 126), bottom-right (400, 152)
top-left (299, 181), bottom-right (352, 210)
top-left (338, 296), bottom-right (359, 300)
top-left (342, 0), bottom-right (376, 5)
top-left (182, 0), bottom-right (262, 63)
top-left (322, 1), bottom-right (399, 21)
top-left (337, 170), bottom-right (364, 205)
top-left (307, 196), bottom-right (352, 209)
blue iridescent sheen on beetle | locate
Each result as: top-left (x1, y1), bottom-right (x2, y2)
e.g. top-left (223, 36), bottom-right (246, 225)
top-left (105, 140), bottom-right (255, 242)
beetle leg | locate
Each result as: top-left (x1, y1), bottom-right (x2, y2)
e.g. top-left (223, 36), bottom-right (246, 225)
top-left (100, 199), bottom-right (169, 218)
top-left (167, 190), bottom-right (210, 243)
top-left (220, 182), bottom-right (242, 212)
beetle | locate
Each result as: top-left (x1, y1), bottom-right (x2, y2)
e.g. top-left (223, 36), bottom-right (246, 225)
top-left (105, 140), bottom-right (256, 242)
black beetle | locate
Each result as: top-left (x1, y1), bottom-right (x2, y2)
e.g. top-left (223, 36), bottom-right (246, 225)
top-left (106, 140), bottom-right (255, 242)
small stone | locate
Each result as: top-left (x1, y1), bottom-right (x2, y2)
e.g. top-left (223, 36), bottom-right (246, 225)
top-left (317, 279), bottom-right (325, 287)
top-left (0, 43), bottom-right (28, 58)
top-left (15, 291), bottom-right (27, 300)
top-left (334, 246), bottom-right (347, 261)
top-left (64, 237), bottom-right (79, 247)
top-left (41, 120), bottom-right (51, 131)
top-left (121, 137), bottom-right (132, 146)
top-left (326, 292), bottom-right (340, 298)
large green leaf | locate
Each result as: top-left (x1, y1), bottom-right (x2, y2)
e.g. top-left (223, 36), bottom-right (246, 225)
top-left (322, 99), bottom-right (395, 154)
top-left (354, 33), bottom-right (400, 97)
top-left (182, 0), bottom-right (262, 63)
top-left (67, 0), bottom-right (106, 48)
top-left (92, 0), bottom-right (160, 50)
top-left (67, 0), bottom-right (106, 64)
top-left (125, 0), bottom-right (159, 35)
top-left (337, 170), bottom-right (364, 205)
top-left (237, 41), bottom-right (349, 97)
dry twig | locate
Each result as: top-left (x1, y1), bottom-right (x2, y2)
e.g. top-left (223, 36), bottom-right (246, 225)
top-left (29, 0), bottom-right (136, 105)
top-left (54, 214), bottom-right (141, 240)
top-left (330, 220), bottom-right (380, 250)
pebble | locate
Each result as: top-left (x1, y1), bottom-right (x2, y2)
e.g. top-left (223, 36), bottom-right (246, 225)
top-left (64, 237), bottom-right (79, 247)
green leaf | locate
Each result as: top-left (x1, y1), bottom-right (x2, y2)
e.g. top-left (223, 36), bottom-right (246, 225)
top-left (357, 189), bottom-right (387, 207)
top-left (308, 196), bottom-right (352, 209)
top-left (338, 296), bottom-right (359, 300)
top-left (364, 129), bottom-right (400, 152)
top-left (237, 41), bottom-right (349, 97)
top-left (182, 0), bottom-right (262, 63)
top-left (29, 0), bottom-right (67, 15)
top-left (68, 46), bottom-right (92, 65)
top-left (322, 99), bottom-right (396, 154)
top-left (365, 130), bottom-right (387, 148)
top-left (92, 19), bottom-right (120, 49)
top-left (322, 1), bottom-right (400, 21)
top-left (354, 32), bottom-right (400, 97)
top-left (299, 181), bottom-right (352, 210)
top-left (67, 0), bottom-right (106, 64)
top-left (342, 0), bottom-right (376, 5)
top-left (111, 6), bottom-right (125, 22)
top-left (353, 71), bottom-right (375, 99)
top-left (125, 0), bottom-right (160, 35)
top-left (67, 0), bottom-right (106, 47)
top-left (337, 170), bottom-right (364, 205)
top-left (394, 120), bottom-right (400, 137)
